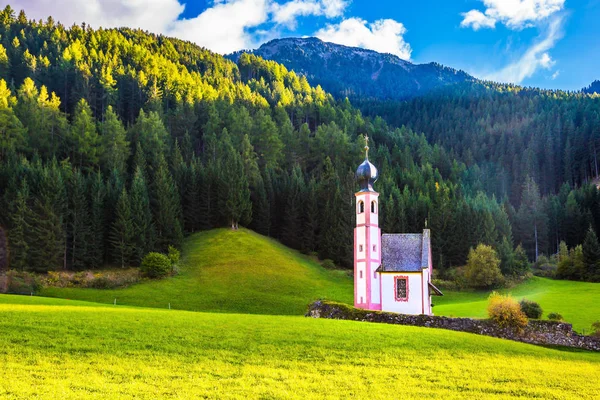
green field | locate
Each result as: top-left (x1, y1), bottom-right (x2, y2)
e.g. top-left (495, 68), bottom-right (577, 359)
top-left (41, 229), bottom-right (353, 315)
top-left (435, 277), bottom-right (600, 333)
top-left (40, 228), bottom-right (600, 334)
top-left (0, 294), bottom-right (598, 399)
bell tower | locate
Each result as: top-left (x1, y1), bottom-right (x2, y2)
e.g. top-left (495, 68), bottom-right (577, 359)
top-left (354, 136), bottom-right (381, 310)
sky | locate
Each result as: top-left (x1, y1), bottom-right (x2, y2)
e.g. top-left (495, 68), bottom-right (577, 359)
top-left (4, 0), bottom-right (600, 90)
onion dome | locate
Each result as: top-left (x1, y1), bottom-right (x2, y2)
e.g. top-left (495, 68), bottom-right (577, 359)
top-left (355, 136), bottom-right (378, 192)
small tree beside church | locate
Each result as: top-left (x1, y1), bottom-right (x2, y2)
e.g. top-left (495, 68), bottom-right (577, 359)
top-left (465, 244), bottom-right (503, 289)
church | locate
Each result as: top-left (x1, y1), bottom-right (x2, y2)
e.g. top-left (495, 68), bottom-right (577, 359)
top-left (354, 138), bottom-right (443, 315)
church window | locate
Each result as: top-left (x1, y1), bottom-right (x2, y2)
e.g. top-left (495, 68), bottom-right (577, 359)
top-left (358, 201), bottom-right (364, 214)
top-left (394, 276), bottom-right (408, 302)
top-left (359, 270), bottom-right (363, 278)
top-left (374, 271), bottom-right (377, 279)
top-left (359, 245), bottom-right (363, 252)
top-left (371, 201), bottom-right (377, 213)
top-left (373, 245), bottom-right (376, 252)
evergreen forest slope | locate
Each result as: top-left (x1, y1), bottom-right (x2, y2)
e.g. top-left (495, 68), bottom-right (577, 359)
top-left (1, 6), bottom-right (600, 281)
top-left (1, 295), bottom-right (599, 399)
top-left (41, 229), bottom-right (353, 315)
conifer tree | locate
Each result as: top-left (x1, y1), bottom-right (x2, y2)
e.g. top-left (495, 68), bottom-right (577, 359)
top-left (152, 154), bottom-right (183, 249)
top-left (302, 177), bottom-right (319, 253)
top-left (8, 180), bottom-right (32, 270)
top-left (99, 105), bottom-right (129, 173)
top-left (221, 137), bottom-right (252, 229)
top-left (281, 165), bottom-right (304, 249)
top-left (251, 174), bottom-right (271, 236)
top-left (69, 170), bottom-right (91, 270)
top-left (89, 172), bottom-right (106, 268)
top-left (69, 99), bottom-right (100, 168)
top-left (110, 188), bottom-right (134, 268)
top-left (130, 166), bottom-right (155, 264)
top-left (582, 226), bottom-right (600, 281)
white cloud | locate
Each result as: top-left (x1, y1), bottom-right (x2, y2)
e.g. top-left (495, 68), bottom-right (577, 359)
top-left (8, 0), bottom-right (356, 54)
top-left (460, 10), bottom-right (496, 30)
top-left (271, 0), bottom-right (348, 28)
top-left (461, 0), bottom-right (565, 30)
top-left (539, 52), bottom-right (555, 69)
top-left (315, 18), bottom-right (412, 59)
top-left (169, 0), bottom-right (270, 53)
top-left (483, 16), bottom-right (563, 83)
top-left (551, 70), bottom-right (560, 80)
top-left (8, 0), bottom-right (184, 33)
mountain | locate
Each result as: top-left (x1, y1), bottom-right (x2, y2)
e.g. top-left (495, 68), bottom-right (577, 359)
top-left (228, 37), bottom-right (476, 100)
top-left (583, 80), bottom-right (600, 94)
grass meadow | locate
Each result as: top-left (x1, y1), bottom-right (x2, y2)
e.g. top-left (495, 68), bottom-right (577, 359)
top-left (435, 277), bottom-right (600, 333)
top-left (40, 229), bottom-right (600, 334)
top-left (41, 228), bottom-right (353, 315)
top-left (0, 294), bottom-right (599, 399)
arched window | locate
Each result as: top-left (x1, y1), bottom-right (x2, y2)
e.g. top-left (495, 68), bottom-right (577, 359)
top-left (371, 200), bottom-right (377, 214)
top-left (358, 201), bottom-right (364, 214)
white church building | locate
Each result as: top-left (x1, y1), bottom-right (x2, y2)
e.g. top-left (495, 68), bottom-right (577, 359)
top-left (354, 138), bottom-right (443, 315)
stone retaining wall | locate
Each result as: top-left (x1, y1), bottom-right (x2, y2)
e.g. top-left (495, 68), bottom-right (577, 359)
top-left (306, 300), bottom-right (600, 351)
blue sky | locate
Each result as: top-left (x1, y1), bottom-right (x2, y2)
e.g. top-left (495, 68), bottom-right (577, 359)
top-left (7, 0), bottom-right (600, 90)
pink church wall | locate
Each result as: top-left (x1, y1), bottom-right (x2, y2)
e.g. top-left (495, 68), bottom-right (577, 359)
top-left (354, 191), bottom-right (380, 311)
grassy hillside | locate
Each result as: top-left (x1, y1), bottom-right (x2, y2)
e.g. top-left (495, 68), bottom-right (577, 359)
top-left (435, 277), bottom-right (600, 333)
top-left (40, 229), bottom-right (353, 315)
top-left (0, 294), bottom-right (598, 399)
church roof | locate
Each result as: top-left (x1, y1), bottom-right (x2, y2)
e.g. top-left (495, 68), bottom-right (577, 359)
top-left (380, 230), bottom-right (431, 272)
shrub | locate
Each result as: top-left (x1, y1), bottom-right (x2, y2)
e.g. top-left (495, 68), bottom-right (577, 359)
top-left (168, 246), bottom-right (180, 266)
top-left (591, 321), bottom-right (600, 338)
top-left (519, 299), bottom-right (543, 319)
top-left (4, 271), bottom-right (41, 294)
top-left (547, 312), bottom-right (564, 321)
top-left (487, 292), bottom-right (528, 332)
top-left (465, 244), bottom-right (504, 289)
top-left (321, 259), bottom-right (336, 269)
top-left (140, 252), bottom-right (171, 278)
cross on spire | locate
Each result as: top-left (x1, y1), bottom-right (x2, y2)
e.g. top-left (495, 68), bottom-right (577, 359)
top-left (364, 134), bottom-right (370, 159)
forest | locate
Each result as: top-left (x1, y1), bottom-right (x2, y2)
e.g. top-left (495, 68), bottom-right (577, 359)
top-left (0, 6), bottom-right (599, 282)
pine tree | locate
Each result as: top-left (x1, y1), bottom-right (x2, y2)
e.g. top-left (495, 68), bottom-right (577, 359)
top-left (110, 188), bottom-right (134, 268)
top-left (130, 166), bottom-right (155, 265)
top-left (302, 177), bottom-right (319, 253)
top-left (69, 98), bottom-right (100, 168)
top-left (89, 172), bottom-right (106, 268)
top-left (221, 138), bottom-right (252, 229)
top-left (8, 180), bottom-right (32, 270)
top-left (251, 174), bottom-right (271, 236)
top-left (152, 154), bottom-right (183, 250)
top-left (183, 159), bottom-right (202, 233)
top-left (99, 105), bottom-right (129, 174)
top-left (69, 170), bottom-right (91, 270)
top-left (582, 226), bottom-right (600, 281)
top-left (281, 165), bottom-right (304, 249)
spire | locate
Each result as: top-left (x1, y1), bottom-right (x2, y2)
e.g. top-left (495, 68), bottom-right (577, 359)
top-left (355, 134), bottom-right (378, 192)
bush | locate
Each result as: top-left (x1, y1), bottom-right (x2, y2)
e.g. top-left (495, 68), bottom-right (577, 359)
top-left (519, 299), bottom-right (543, 319)
top-left (547, 312), bottom-right (564, 321)
top-left (140, 252), bottom-right (172, 278)
top-left (465, 244), bottom-right (504, 289)
top-left (3, 271), bottom-right (41, 294)
top-left (487, 292), bottom-right (528, 332)
top-left (591, 321), bottom-right (600, 338)
top-left (168, 246), bottom-right (180, 266)
top-left (321, 259), bottom-right (336, 269)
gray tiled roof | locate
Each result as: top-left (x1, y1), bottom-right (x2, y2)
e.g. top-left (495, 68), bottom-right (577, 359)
top-left (381, 231), bottom-right (430, 272)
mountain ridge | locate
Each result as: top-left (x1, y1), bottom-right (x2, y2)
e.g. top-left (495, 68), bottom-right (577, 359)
top-left (228, 37), bottom-right (477, 100)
